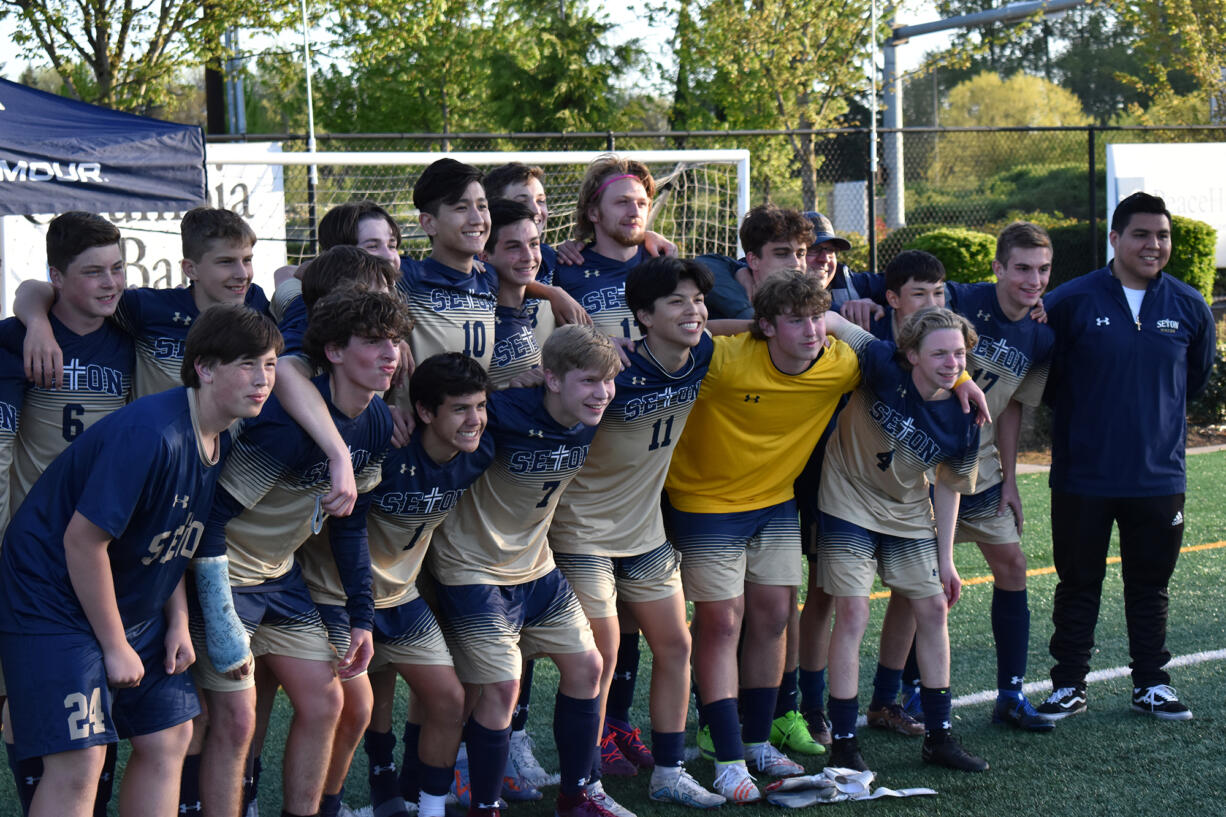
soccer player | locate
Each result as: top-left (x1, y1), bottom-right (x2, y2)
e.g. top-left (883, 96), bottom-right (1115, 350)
top-left (819, 306), bottom-right (988, 773)
top-left (427, 324), bottom-right (620, 817)
top-left (355, 354), bottom-right (495, 817)
top-left (483, 199), bottom-right (554, 388)
top-left (3, 212), bottom-right (133, 511)
top-left (696, 204), bottom-right (813, 320)
top-left (0, 304), bottom-right (281, 817)
top-left (937, 223), bottom-right (1058, 731)
top-left (551, 257), bottom-right (724, 812)
top-left (553, 155), bottom-right (657, 341)
top-left (484, 160), bottom-right (677, 330)
top-left (17, 206), bottom-right (269, 398)
top-left (303, 353), bottom-right (493, 817)
top-left (399, 158), bottom-right (496, 371)
top-left (663, 271), bottom-right (862, 802)
top-left (1037, 192), bottom-right (1215, 721)
top-left (192, 289), bottom-right (406, 817)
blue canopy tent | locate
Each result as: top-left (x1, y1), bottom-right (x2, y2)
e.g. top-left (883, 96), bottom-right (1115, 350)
top-left (0, 77), bottom-right (205, 216)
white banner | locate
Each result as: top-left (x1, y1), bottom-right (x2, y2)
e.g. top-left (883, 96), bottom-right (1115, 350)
top-left (1106, 143), bottom-right (1226, 268)
top-left (0, 142), bottom-right (287, 317)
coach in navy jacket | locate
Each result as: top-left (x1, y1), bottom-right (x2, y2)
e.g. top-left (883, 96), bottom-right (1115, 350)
top-left (1038, 192), bottom-right (1215, 723)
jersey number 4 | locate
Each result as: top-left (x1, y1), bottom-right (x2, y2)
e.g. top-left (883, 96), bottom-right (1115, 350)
top-left (876, 450), bottom-right (895, 471)
top-left (65, 687), bottom-right (106, 740)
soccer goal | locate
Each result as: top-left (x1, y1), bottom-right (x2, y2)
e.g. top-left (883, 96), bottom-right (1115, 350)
top-left (205, 146), bottom-right (752, 266)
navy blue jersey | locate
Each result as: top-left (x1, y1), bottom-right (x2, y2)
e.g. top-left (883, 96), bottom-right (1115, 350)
top-left (0, 315), bottom-right (134, 509)
top-left (827, 265), bottom-right (885, 308)
top-left (0, 388), bottom-right (227, 634)
top-left (431, 387), bottom-right (599, 585)
top-left (946, 282), bottom-right (1055, 487)
top-left (1043, 265), bottom-right (1216, 496)
top-left (277, 291), bottom-right (308, 359)
top-left (551, 333), bottom-right (714, 556)
top-left (538, 243), bottom-right (558, 286)
top-left (200, 375), bottom-right (392, 628)
top-left (396, 257), bottom-right (498, 370)
top-left (554, 245), bottom-right (649, 340)
top-left (490, 302), bottom-right (543, 388)
top-left (113, 284), bottom-right (270, 397)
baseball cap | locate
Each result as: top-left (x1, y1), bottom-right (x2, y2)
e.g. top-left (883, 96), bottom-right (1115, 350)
top-left (804, 211), bottom-right (851, 252)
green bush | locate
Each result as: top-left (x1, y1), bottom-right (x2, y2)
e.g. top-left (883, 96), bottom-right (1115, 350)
top-left (1188, 334), bottom-right (1226, 426)
top-left (1168, 215), bottom-right (1217, 302)
top-left (904, 228), bottom-right (997, 284)
top-left (1046, 220), bottom-right (1106, 289)
top-left (872, 222), bottom-right (948, 271)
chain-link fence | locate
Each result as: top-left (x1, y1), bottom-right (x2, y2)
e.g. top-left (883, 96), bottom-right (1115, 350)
top-left (210, 125), bottom-right (1226, 280)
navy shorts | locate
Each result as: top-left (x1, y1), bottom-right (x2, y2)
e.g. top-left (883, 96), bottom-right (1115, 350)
top-left (0, 616), bottom-right (200, 761)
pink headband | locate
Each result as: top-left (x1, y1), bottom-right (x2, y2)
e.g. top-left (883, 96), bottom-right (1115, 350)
top-left (595, 173), bottom-right (640, 198)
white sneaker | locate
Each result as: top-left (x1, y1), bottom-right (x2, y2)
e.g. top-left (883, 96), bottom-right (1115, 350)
top-left (585, 780), bottom-right (637, 817)
top-left (745, 741), bottom-right (804, 777)
top-left (649, 765), bottom-right (726, 809)
top-left (508, 729), bottom-right (561, 788)
top-left (712, 761), bottom-right (761, 804)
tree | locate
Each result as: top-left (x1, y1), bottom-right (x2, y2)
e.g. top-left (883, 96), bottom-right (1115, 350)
top-left (1112, 0), bottom-right (1226, 121)
top-left (668, 0), bottom-right (886, 209)
top-left (305, 0), bottom-right (636, 136)
top-left (930, 71), bottom-right (1089, 183)
top-left (0, 0), bottom-right (293, 114)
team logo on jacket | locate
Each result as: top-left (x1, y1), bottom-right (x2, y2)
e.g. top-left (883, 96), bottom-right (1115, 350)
top-left (1156, 318), bottom-right (1180, 334)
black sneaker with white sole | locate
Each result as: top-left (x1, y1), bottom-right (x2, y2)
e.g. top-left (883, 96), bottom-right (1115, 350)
top-left (1035, 686), bottom-right (1087, 720)
top-left (1131, 684), bottom-right (1193, 721)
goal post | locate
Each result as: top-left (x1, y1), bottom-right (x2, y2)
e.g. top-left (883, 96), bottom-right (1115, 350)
top-left (207, 147), bottom-right (752, 266)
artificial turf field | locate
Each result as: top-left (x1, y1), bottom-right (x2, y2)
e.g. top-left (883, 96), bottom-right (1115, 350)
top-left (4, 450), bottom-right (1225, 816)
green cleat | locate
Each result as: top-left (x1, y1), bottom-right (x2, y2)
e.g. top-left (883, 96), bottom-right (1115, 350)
top-left (696, 725), bottom-right (716, 760)
top-left (769, 710), bottom-right (826, 756)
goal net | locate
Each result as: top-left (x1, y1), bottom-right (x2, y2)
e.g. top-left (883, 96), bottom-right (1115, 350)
top-left (206, 147), bottom-right (752, 267)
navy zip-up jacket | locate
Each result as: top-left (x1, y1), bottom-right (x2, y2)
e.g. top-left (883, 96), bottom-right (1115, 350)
top-left (1043, 264), bottom-right (1215, 497)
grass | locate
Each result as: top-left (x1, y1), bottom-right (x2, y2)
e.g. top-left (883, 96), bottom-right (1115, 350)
top-left (4, 451), bottom-right (1226, 816)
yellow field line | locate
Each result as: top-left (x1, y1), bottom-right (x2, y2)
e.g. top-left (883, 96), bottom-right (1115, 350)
top-left (866, 539), bottom-right (1226, 600)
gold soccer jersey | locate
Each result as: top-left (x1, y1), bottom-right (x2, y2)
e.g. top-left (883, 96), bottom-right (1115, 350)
top-left (301, 431), bottom-right (493, 607)
top-left (819, 325), bottom-right (980, 538)
top-left (430, 387), bottom-right (599, 586)
top-left (665, 332), bottom-right (861, 514)
top-left (215, 380), bottom-right (389, 586)
top-left (551, 335), bottom-right (714, 557)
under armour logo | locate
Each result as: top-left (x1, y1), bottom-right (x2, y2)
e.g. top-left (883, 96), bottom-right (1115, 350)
top-left (976, 309), bottom-right (992, 322)
top-left (372, 763), bottom-right (397, 775)
top-left (528, 429), bottom-right (544, 438)
top-left (1172, 510), bottom-right (1183, 526)
top-left (744, 394), bottom-right (760, 403)
top-left (897, 384), bottom-right (908, 397)
top-left (630, 376), bottom-right (646, 385)
top-left (172, 311), bottom-right (192, 325)
top-left (24, 776), bottom-right (40, 785)
top-left (179, 802), bottom-right (202, 814)
top-left (400, 463), bottom-right (416, 476)
top-left (172, 494), bottom-right (190, 509)
top-left (1096, 317), bottom-right (1110, 326)
top-left (584, 270), bottom-right (600, 278)
top-left (1011, 676), bottom-right (1024, 686)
